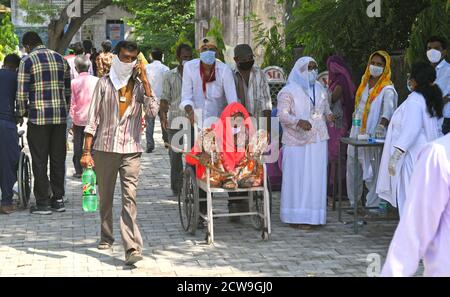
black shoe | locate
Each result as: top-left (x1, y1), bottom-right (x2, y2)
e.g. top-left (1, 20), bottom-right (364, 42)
top-left (51, 198), bottom-right (66, 212)
top-left (197, 217), bottom-right (206, 229)
top-left (125, 249), bottom-right (143, 266)
top-left (146, 148), bottom-right (154, 153)
top-left (97, 241), bottom-right (113, 250)
top-left (30, 205), bottom-right (52, 215)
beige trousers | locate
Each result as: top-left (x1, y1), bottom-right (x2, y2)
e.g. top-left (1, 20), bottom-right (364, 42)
top-left (94, 151), bottom-right (143, 254)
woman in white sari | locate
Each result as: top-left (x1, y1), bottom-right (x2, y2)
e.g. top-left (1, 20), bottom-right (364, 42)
top-left (377, 62), bottom-right (444, 217)
top-left (277, 57), bottom-right (334, 228)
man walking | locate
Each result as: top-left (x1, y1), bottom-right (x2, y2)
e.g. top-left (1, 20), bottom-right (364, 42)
top-left (160, 44), bottom-right (193, 195)
top-left (230, 44), bottom-right (273, 220)
top-left (0, 54), bottom-right (21, 214)
top-left (180, 36), bottom-right (238, 226)
top-left (233, 44), bottom-right (272, 123)
top-left (81, 41), bottom-right (159, 265)
top-left (96, 40), bottom-right (114, 78)
top-left (16, 31), bottom-right (71, 215)
top-left (145, 48), bottom-right (169, 153)
top-left (70, 55), bottom-right (99, 178)
top-left (426, 36), bottom-right (450, 134)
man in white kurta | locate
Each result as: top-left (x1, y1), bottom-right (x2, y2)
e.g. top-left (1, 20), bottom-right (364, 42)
top-left (377, 91), bottom-right (442, 216)
top-left (180, 38), bottom-right (237, 129)
top-left (381, 134), bottom-right (450, 277)
top-left (278, 57), bottom-right (333, 226)
top-left (426, 36), bottom-right (450, 134)
top-left (144, 49), bottom-right (170, 152)
top-left (179, 37), bottom-right (238, 221)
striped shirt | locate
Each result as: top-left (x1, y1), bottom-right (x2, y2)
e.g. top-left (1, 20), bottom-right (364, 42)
top-left (84, 75), bottom-right (159, 154)
top-left (233, 66), bottom-right (272, 119)
top-left (161, 67), bottom-right (184, 126)
top-left (16, 45), bottom-right (71, 125)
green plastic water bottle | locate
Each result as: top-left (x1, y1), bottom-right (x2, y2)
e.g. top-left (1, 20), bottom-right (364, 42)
top-left (82, 167), bottom-right (98, 212)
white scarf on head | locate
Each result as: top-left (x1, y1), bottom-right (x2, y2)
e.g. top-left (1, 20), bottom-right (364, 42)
top-left (278, 56), bottom-right (317, 119)
top-left (109, 55), bottom-right (137, 90)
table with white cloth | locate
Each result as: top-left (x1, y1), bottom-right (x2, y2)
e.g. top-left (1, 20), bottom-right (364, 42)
top-left (337, 137), bottom-right (393, 233)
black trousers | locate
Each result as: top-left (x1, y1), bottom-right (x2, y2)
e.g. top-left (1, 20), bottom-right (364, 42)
top-left (0, 119), bottom-right (19, 206)
top-left (443, 118), bottom-right (450, 135)
top-left (167, 128), bottom-right (184, 194)
top-left (72, 125), bottom-right (85, 175)
top-left (27, 123), bottom-right (67, 207)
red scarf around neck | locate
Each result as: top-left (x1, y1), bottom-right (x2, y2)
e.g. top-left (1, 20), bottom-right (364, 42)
top-left (200, 62), bottom-right (216, 95)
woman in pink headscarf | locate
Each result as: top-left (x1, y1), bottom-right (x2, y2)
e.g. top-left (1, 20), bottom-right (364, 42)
top-left (326, 56), bottom-right (356, 190)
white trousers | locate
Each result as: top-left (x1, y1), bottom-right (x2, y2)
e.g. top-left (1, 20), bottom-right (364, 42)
top-left (346, 153), bottom-right (380, 208)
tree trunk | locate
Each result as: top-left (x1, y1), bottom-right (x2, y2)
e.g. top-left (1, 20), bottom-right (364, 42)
top-left (47, 0), bottom-right (113, 54)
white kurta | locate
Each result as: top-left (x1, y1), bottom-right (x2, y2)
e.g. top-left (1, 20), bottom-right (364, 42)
top-left (381, 134), bottom-right (450, 277)
top-left (346, 85), bottom-right (398, 207)
top-left (377, 92), bottom-right (442, 216)
top-left (179, 58), bottom-right (238, 128)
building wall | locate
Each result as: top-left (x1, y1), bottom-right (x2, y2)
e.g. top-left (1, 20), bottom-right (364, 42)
top-left (195, 0), bottom-right (285, 66)
top-left (11, 0), bottom-right (131, 51)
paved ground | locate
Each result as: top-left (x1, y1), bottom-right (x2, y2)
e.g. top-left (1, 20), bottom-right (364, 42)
top-left (0, 121), bottom-right (411, 277)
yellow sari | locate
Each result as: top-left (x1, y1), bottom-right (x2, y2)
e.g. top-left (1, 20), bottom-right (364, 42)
top-left (355, 50), bottom-right (393, 133)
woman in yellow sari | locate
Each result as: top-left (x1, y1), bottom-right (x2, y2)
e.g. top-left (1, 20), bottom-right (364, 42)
top-left (346, 50), bottom-right (398, 210)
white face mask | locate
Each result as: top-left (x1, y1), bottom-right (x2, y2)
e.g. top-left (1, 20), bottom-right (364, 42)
top-left (427, 49), bottom-right (442, 64)
top-left (308, 69), bottom-right (318, 85)
top-left (109, 55), bottom-right (137, 90)
top-left (232, 127), bottom-right (241, 135)
top-left (369, 65), bottom-right (384, 77)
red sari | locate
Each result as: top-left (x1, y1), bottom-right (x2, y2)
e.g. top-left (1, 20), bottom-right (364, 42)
top-left (186, 102), bottom-right (256, 179)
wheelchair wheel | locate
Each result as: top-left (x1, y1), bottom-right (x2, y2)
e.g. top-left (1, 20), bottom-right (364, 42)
top-left (17, 152), bottom-right (32, 209)
top-left (251, 175), bottom-right (272, 230)
top-left (178, 167), bottom-right (199, 235)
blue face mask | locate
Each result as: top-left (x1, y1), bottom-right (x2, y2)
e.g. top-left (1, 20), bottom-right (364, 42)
top-left (200, 50), bottom-right (216, 65)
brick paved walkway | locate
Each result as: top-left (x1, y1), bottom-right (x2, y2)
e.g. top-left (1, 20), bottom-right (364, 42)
top-left (0, 122), bottom-right (414, 277)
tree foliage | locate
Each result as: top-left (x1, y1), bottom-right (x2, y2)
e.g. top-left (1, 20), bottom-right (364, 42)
top-left (18, 0), bottom-right (59, 24)
top-left (406, 0), bottom-right (450, 68)
top-left (0, 12), bottom-right (19, 62)
top-left (122, 0), bottom-right (195, 67)
top-left (287, 0), bottom-right (433, 74)
top-left (247, 14), bottom-right (290, 70)
top-left (19, 0), bottom-right (115, 53)
top-left (205, 16), bottom-right (226, 62)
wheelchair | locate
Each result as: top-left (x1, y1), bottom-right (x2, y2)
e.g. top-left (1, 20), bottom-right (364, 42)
top-left (178, 165), bottom-right (272, 245)
top-left (14, 130), bottom-right (32, 209)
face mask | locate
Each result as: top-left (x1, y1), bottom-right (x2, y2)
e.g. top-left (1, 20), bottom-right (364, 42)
top-left (200, 50), bottom-right (216, 65)
top-left (369, 65), bottom-right (384, 77)
top-left (109, 55), bottom-right (137, 90)
top-left (232, 127), bottom-right (241, 135)
top-left (238, 60), bottom-right (254, 71)
top-left (427, 49), bottom-right (442, 64)
top-left (308, 69), bottom-right (318, 85)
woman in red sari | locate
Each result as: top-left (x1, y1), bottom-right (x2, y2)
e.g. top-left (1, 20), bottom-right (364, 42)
top-left (186, 102), bottom-right (261, 188)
